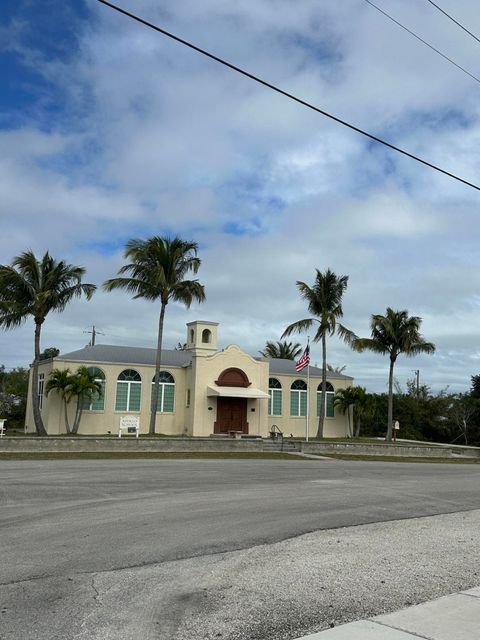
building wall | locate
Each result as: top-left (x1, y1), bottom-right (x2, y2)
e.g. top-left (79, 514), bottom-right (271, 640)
top-left (29, 359), bottom-right (188, 436)
top-left (189, 345), bottom-right (270, 437)
top-left (26, 343), bottom-right (353, 438)
top-left (266, 374), bottom-right (352, 439)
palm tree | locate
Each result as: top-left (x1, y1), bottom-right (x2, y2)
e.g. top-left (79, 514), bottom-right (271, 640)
top-left (46, 366), bottom-right (103, 434)
top-left (282, 268), bottom-right (349, 438)
top-left (259, 340), bottom-right (302, 360)
top-left (104, 236), bottom-right (205, 435)
top-left (327, 363), bottom-right (346, 374)
top-left (0, 251), bottom-right (96, 436)
top-left (351, 387), bottom-right (375, 437)
top-left (333, 387), bottom-right (357, 437)
top-left (46, 368), bottom-right (73, 434)
top-left (345, 308), bottom-right (435, 440)
top-left (69, 366), bottom-right (104, 434)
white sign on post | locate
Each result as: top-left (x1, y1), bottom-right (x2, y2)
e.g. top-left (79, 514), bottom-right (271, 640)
top-left (119, 416), bottom-right (140, 438)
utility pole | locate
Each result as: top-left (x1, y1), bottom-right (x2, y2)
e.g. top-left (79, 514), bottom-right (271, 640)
top-left (84, 326), bottom-right (104, 346)
top-left (412, 369), bottom-right (420, 397)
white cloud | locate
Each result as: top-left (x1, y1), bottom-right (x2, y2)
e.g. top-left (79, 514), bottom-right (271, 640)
top-left (1, 0), bottom-right (480, 394)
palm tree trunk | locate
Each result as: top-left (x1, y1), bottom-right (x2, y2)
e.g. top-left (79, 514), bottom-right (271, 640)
top-left (71, 397), bottom-right (83, 434)
top-left (355, 415), bottom-right (361, 437)
top-left (31, 321), bottom-right (47, 436)
top-left (63, 399), bottom-right (71, 434)
top-left (316, 333), bottom-right (327, 438)
top-left (386, 357), bottom-right (395, 441)
top-left (150, 302), bottom-right (166, 435)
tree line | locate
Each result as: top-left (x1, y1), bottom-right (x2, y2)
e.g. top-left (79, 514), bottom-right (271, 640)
top-left (334, 376), bottom-right (480, 446)
top-left (0, 238), bottom-right (460, 442)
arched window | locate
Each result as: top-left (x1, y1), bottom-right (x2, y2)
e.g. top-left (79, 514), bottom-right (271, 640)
top-left (115, 369), bottom-right (141, 412)
top-left (152, 371), bottom-right (175, 413)
top-left (290, 379), bottom-right (307, 417)
top-left (317, 382), bottom-right (335, 418)
top-left (202, 329), bottom-right (212, 344)
top-left (82, 367), bottom-right (105, 411)
top-left (268, 378), bottom-right (282, 416)
top-left (189, 329), bottom-right (194, 344)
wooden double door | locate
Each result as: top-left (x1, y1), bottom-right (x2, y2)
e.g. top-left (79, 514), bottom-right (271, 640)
top-left (214, 397), bottom-right (248, 434)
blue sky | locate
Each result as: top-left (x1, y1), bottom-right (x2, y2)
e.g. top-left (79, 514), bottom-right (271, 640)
top-left (2, 0), bottom-right (480, 393)
top-left (0, 1), bottom-right (89, 126)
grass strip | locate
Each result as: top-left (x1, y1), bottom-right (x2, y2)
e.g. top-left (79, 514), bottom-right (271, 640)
top-left (320, 453), bottom-right (480, 464)
top-left (1, 452), bottom-right (479, 463)
top-left (0, 451), bottom-right (314, 461)
top-left (300, 438), bottom-right (449, 447)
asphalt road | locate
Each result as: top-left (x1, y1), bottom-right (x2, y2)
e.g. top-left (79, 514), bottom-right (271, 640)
top-left (2, 458), bottom-right (480, 639)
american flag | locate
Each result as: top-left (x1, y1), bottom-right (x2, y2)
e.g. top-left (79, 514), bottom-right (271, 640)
top-left (295, 345), bottom-right (310, 372)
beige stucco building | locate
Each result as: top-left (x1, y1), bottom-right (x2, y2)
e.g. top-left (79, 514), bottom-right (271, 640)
top-left (26, 320), bottom-right (353, 438)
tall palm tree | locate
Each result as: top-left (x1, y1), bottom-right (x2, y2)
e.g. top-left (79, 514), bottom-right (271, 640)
top-left (345, 308), bottom-right (435, 440)
top-left (282, 268), bottom-right (349, 438)
top-left (104, 236), bottom-right (205, 435)
top-left (0, 251), bottom-right (96, 436)
top-left (259, 340), bottom-right (302, 360)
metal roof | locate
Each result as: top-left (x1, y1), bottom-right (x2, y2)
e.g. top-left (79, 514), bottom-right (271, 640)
top-left (267, 358), bottom-right (353, 380)
top-left (58, 345), bottom-right (192, 368)
top-left (57, 345), bottom-right (353, 379)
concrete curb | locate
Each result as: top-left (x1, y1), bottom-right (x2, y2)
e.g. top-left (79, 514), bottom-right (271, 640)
top-left (293, 586), bottom-right (480, 639)
top-left (299, 441), bottom-right (480, 459)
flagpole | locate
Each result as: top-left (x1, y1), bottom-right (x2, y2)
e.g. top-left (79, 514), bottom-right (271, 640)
top-left (306, 336), bottom-right (310, 442)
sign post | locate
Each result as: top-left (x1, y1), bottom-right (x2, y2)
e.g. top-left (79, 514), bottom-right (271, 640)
top-left (119, 416), bottom-right (140, 438)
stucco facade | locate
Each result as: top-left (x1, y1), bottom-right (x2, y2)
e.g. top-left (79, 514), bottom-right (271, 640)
top-left (26, 320), bottom-right (354, 438)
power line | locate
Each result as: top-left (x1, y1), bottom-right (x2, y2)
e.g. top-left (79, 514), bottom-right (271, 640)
top-left (364, 0), bottom-right (480, 85)
top-left (425, 0), bottom-right (480, 45)
top-left (96, 0), bottom-right (480, 192)
top-left (83, 325), bottom-right (105, 346)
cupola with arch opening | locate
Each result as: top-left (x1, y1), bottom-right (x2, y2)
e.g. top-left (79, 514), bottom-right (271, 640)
top-left (186, 320), bottom-right (218, 353)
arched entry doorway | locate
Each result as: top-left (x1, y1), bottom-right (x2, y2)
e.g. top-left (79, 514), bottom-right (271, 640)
top-left (213, 368), bottom-right (250, 434)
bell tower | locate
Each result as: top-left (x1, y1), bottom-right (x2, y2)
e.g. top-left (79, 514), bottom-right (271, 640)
top-left (186, 320), bottom-right (218, 354)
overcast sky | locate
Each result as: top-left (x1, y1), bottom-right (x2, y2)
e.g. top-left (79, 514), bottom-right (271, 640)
top-left (1, 0), bottom-right (480, 393)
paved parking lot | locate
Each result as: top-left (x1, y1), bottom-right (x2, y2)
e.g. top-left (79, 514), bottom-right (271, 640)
top-left (2, 458), bottom-right (480, 639)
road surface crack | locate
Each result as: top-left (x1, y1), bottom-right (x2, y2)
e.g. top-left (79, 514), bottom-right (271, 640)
top-left (91, 576), bottom-right (101, 605)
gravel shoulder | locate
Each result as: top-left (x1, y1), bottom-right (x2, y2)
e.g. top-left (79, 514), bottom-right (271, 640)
top-left (2, 509), bottom-right (480, 640)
